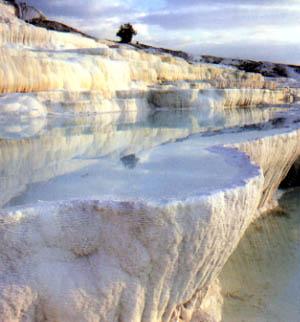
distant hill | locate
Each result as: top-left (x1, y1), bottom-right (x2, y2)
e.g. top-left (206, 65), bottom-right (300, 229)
top-left (198, 55), bottom-right (300, 79)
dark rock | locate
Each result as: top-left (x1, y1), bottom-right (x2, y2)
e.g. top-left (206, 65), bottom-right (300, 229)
top-left (238, 60), bottom-right (264, 73)
top-left (272, 65), bottom-right (288, 77)
top-left (280, 161), bottom-right (300, 188)
top-left (199, 55), bottom-right (295, 78)
top-left (128, 42), bottom-right (192, 61)
top-left (29, 18), bottom-right (97, 40)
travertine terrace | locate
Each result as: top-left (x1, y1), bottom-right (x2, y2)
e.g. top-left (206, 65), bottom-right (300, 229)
top-left (0, 1), bottom-right (300, 321)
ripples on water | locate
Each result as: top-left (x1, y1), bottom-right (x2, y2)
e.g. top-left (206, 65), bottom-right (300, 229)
top-left (220, 188), bottom-right (300, 322)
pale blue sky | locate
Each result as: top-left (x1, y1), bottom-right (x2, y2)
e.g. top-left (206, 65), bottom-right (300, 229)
top-left (27, 0), bottom-right (300, 64)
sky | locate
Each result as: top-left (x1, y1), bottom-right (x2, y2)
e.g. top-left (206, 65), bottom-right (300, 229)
top-left (27, 0), bottom-right (300, 64)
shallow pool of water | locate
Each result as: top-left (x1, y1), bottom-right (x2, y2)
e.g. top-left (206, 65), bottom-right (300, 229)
top-left (1, 105), bottom-right (287, 207)
top-left (220, 188), bottom-right (300, 322)
top-left (0, 105), bottom-right (295, 208)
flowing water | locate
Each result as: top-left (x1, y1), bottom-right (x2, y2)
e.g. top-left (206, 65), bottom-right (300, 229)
top-left (220, 188), bottom-right (300, 322)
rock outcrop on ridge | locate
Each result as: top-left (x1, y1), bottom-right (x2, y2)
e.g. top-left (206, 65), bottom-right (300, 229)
top-left (0, 1), bottom-right (300, 321)
top-left (198, 54), bottom-right (300, 80)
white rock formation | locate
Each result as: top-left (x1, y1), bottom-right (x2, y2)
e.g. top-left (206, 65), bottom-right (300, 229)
top-left (0, 165), bottom-right (264, 322)
top-left (0, 1), bottom-right (275, 103)
top-left (1, 1), bottom-right (300, 321)
top-left (2, 123), bottom-right (300, 321)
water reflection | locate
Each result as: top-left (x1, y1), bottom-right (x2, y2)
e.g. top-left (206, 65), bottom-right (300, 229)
top-left (0, 106), bottom-right (286, 208)
top-left (120, 154), bottom-right (140, 169)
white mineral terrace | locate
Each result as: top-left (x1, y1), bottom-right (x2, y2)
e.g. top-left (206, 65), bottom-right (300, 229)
top-left (1, 1), bottom-right (300, 321)
top-left (1, 107), bottom-right (300, 322)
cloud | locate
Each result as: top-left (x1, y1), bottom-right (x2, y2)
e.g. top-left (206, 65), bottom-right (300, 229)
top-left (165, 0), bottom-right (298, 6)
top-left (25, 0), bottom-right (300, 64)
top-left (27, 0), bottom-right (133, 19)
top-left (140, 4), bottom-right (300, 30)
top-left (188, 40), bottom-right (300, 64)
top-left (26, 0), bottom-right (142, 39)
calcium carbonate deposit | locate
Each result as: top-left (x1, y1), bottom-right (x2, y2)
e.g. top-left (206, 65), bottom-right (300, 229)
top-left (1, 1), bottom-right (300, 321)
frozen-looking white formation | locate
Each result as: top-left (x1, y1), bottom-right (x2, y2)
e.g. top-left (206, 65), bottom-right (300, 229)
top-left (1, 1), bottom-right (300, 321)
top-left (2, 121), bottom-right (300, 322)
top-left (0, 150), bottom-right (264, 322)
